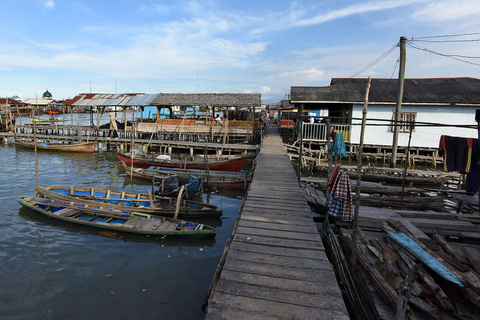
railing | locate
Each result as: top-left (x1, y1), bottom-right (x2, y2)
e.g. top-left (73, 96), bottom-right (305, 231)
top-left (301, 123), bottom-right (351, 142)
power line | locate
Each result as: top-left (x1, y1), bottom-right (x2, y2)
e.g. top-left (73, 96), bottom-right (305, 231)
top-left (413, 38), bottom-right (480, 43)
top-left (350, 43), bottom-right (399, 78)
top-left (415, 32), bottom-right (480, 39)
top-left (406, 42), bottom-right (480, 67)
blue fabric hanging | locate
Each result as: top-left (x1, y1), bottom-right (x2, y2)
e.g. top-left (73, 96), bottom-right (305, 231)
top-left (332, 133), bottom-right (347, 158)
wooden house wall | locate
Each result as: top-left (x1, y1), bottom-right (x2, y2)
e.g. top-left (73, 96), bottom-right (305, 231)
top-left (350, 104), bottom-right (479, 148)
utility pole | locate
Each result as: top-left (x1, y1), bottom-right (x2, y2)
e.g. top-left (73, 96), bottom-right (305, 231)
top-left (391, 36), bottom-right (406, 168)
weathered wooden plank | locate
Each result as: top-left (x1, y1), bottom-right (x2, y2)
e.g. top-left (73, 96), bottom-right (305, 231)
top-left (206, 293), bottom-right (350, 320)
top-left (223, 259), bottom-right (337, 283)
top-left (226, 249), bottom-right (330, 269)
top-left (155, 221), bottom-right (171, 231)
top-left (205, 124), bottom-right (348, 319)
top-left (214, 279), bottom-right (345, 309)
top-left (236, 226), bottom-right (322, 242)
top-left (240, 212), bottom-right (314, 226)
top-left (228, 241), bottom-right (326, 259)
top-left (246, 195), bottom-right (309, 206)
top-left (243, 201), bottom-right (311, 212)
top-left (238, 219), bottom-right (318, 233)
top-left (233, 234), bottom-right (323, 250)
top-left (242, 203), bottom-right (312, 215)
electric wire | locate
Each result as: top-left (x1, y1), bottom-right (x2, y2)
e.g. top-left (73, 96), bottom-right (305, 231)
top-left (350, 43), bottom-right (399, 78)
top-left (414, 32), bottom-right (480, 39)
top-left (406, 42), bottom-right (480, 67)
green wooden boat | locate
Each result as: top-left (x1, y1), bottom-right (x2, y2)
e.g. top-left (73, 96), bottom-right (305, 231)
top-left (37, 185), bottom-right (222, 218)
top-left (18, 196), bottom-right (215, 237)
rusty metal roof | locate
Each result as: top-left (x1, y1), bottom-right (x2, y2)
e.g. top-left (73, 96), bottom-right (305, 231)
top-left (67, 92), bottom-right (262, 108)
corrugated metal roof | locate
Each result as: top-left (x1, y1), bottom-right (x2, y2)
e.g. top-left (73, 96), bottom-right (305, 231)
top-left (125, 94), bottom-right (157, 106)
top-left (291, 77), bottom-right (480, 105)
top-left (117, 96), bottom-right (134, 106)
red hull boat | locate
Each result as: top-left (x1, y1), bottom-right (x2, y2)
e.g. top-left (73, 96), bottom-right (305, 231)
top-left (118, 151), bottom-right (247, 172)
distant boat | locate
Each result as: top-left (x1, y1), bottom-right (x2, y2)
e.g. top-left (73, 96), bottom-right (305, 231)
top-left (37, 185), bottom-right (222, 218)
top-left (121, 161), bottom-right (252, 189)
top-left (18, 196), bottom-right (215, 237)
top-left (15, 139), bottom-right (97, 153)
top-left (117, 151), bottom-right (247, 172)
top-left (31, 117), bottom-right (65, 124)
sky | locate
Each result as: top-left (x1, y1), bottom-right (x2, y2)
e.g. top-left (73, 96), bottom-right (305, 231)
top-left (2, 0), bottom-right (480, 103)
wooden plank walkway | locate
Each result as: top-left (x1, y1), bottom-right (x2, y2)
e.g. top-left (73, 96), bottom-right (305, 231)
top-left (205, 123), bottom-right (349, 319)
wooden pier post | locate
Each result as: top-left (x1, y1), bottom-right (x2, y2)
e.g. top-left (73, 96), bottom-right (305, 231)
top-left (352, 77), bottom-right (371, 269)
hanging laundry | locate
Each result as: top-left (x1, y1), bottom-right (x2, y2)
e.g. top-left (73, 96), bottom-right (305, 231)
top-left (332, 132), bottom-right (347, 158)
top-left (327, 168), bottom-right (353, 221)
top-left (439, 135), bottom-right (480, 195)
top-left (327, 163), bottom-right (340, 191)
top-left (439, 135), bottom-right (472, 173)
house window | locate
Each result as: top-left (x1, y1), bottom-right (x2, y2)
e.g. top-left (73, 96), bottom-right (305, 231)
top-left (392, 112), bottom-right (416, 132)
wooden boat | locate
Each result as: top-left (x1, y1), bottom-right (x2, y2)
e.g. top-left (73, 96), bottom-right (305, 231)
top-left (15, 139), bottom-right (97, 153)
top-left (37, 185), bottom-right (222, 218)
top-left (121, 161), bottom-right (252, 189)
top-left (31, 117), bottom-right (66, 124)
top-left (117, 150), bottom-right (247, 172)
top-left (18, 196), bottom-right (215, 237)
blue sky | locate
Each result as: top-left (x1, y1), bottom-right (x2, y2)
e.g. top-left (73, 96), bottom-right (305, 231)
top-left (2, 0), bottom-right (480, 103)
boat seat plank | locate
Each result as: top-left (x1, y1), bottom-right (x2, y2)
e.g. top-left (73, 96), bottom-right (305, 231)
top-left (165, 223), bottom-right (179, 231)
top-left (54, 208), bottom-right (82, 217)
top-left (156, 221), bottom-right (172, 231)
top-left (123, 216), bottom-right (141, 229)
top-left (141, 219), bottom-right (159, 231)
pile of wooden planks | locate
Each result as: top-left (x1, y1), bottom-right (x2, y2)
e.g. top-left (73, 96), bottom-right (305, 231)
top-left (339, 220), bottom-right (480, 319)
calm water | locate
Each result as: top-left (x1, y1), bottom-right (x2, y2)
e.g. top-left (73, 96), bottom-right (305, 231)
top-left (0, 135), bottom-right (244, 319)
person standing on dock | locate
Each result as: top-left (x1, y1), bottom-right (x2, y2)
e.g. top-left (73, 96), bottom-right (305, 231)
top-left (108, 112), bottom-right (118, 139)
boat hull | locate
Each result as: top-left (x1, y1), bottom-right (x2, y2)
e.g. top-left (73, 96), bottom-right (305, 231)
top-left (121, 161), bottom-right (251, 189)
top-left (37, 185), bottom-right (222, 218)
top-left (118, 152), bottom-right (247, 172)
top-left (18, 197), bottom-right (215, 237)
top-left (15, 139), bottom-right (97, 153)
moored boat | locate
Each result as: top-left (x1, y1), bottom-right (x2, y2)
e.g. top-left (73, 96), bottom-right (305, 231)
top-left (30, 117), bottom-right (66, 124)
top-left (37, 185), bottom-right (222, 218)
top-left (18, 196), bottom-right (215, 237)
top-left (117, 150), bottom-right (247, 172)
top-left (15, 139), bottom-right (97, 153)
top-left (121, 161), bottom-right (252, 189)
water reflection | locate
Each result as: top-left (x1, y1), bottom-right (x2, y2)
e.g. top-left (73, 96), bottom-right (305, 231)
top-left (2, 127), bottom-right (243, 319)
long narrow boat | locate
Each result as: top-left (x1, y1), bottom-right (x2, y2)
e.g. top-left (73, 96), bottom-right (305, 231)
top-left (121, 161), bottom-right (252, 189)
top-left (37, 185), bottom-right (222, 218)
top-left (18, 197), bottom-right (215, 237)
top-left (31, 117), bottom-right (66, 124)
top-left (15, 139), bottom-right (97, 153)
top-left (117, 150), bottom-right (247, 172)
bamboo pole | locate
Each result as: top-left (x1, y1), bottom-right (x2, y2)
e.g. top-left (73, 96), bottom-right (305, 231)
top-left (401, 122), bottom-right (414, 205)
top-left (130, 112), bottom-right (135, 180)
top-left (33, 107), bottom-right (39, 197)
top-left (351, 77), bottom-right (371, 269)
top-left (174, 185), bottom-right (186, 219)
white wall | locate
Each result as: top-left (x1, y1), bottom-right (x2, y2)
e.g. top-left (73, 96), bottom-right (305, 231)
top-left (350, 104), bottom-right (479, 148)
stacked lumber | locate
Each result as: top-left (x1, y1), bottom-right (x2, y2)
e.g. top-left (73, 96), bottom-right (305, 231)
top-left (339, 220), bottom-right (480, 319)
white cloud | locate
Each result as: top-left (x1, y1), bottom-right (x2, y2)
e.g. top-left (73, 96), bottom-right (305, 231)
top-left (260, 86), bottom-right (271, 94)
top-left (411, 0), bottom-right (480, 22)
top-left (44, 0), bottom-right (55, 10)
top-left (209, 39), bottom-right (269, 58)
top-left (293, 0), bottom-right (421, 26)
top-left (278, 68), bottom-right (325, 81)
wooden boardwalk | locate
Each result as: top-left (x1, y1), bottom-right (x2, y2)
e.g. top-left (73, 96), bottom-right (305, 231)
top-left (205, 123), bottom-right (349, 319)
